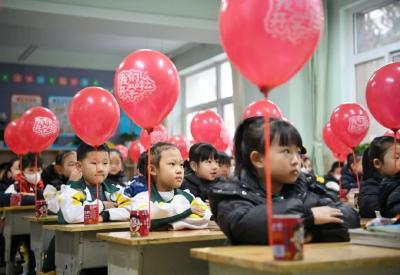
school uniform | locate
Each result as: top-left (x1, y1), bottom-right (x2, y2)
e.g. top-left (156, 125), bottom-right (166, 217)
top-left (124, 175), bottom-right (147, 197)
top-left (132, 184), bottom-right (211, 230)
top-left (379, 172), bottom-right (400, 218)
top-left (359, 173), bottom-right (383, 218)
top-left (209, 170), bottom-right (360, 245)
top-left (58, 179), bottom-right (132, 223)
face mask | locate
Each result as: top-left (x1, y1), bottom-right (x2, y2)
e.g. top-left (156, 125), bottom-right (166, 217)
top-left (334, 174), bottom-right (341, 181)
top-left (229, 166), bottom-right (235, 178)
top-left (24, 172), bottom-right (41, 185)
top-left (300, 167), bottom-right (308, 174)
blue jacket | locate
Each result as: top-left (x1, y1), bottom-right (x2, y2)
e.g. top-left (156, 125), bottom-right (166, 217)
top-left (124, 176), bottom-right (147, 198)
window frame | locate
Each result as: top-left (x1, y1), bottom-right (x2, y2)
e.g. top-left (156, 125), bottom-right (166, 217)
top-left (181, 59), bottom-right (234, 137)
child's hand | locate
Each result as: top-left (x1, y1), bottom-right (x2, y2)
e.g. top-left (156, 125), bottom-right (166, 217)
top-left (98, 215), bottom-right (103, 222)
top-left (311, 206), bottom-right (344, 225)
top-left (103, 201), bottom-right (116, 209)
top-left (191, 205), bottom-right (205, 217)
top-left (69, 167), bottom-right (82, 181)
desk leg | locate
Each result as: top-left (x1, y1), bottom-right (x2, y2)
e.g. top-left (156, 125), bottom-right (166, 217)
top-left (30, 222), bottom-right (54, 273)
top-left (54, 231), bottom-right (81, 275)
top-left (107, 239), bottom-right (225, 275)
top-left (2, 210), bottom-right (34, 275)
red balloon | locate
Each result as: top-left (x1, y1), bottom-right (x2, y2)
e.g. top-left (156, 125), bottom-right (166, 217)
top-left (4, 119), bottom-right (28, 155)
top-left (366, 62), bottom-right (400, 131)
top-left (384, 130), bottom-right (400, 139)
top-left (330, 103), bottom-right (370, 148)
top-left (169, 135), bottom-right (190, 160)
top-left (191, 110), bottom-right (223, 145)
top-left (114, 50), bottom-right (179, 129)
top-left (68, 87), bottom-right (120, 147)
top-left (242, 99), bottom-right (283, 120)
top-left (219, 0), bottom-right (323, 91)
top-left (213, 127), bottom-right (231, 152)
top-left (128, 140), bottom-right (144, 163)
top-left (139, 125), bottom-right (168, 149)
top-left (114, 144), bottom-right (128, 161)
top-left (323, 123), bottom-right (352, 162)
top-left (21, 107), bottom-right (60, 153)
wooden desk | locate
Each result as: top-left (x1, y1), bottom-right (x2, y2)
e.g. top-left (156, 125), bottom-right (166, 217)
top-left (1, 205), bottom-right (35, 274)
top-left (22, 215), bottom-right (58, 272)
top-left (191, 243), bottom-right (400, 275)
top-left (43, 222), bottom-right (129, 275)
top-left (97, 229), bottom-right (226, 275)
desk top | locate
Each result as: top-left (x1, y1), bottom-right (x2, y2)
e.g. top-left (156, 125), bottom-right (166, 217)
top-left (0, 205), bottom-right (35, 212)
top-left (22, 215), bottom-right (58, 223)
top-left (43, 221), bottom-right (129, 232)
top-left (191, 242), bottom-right (400, 273)
top-left (97, 229), bottom-right (226, 246)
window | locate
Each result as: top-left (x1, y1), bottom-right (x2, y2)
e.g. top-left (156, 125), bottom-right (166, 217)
top-left (350, 0), bottom-right (400, 142)
top-left (183, 61), bottom-right (234, 142)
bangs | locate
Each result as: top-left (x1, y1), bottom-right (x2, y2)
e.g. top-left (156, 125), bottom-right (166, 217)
top-left (190, 143), bottom-right (219, 163)
top-left (270, 120), bottom-right (304, 150)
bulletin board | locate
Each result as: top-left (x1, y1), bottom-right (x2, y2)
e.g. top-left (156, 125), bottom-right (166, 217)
top-left (10, 94), bottom-right (42, 120)
top-left (48, 96), bottom-right (73, 137)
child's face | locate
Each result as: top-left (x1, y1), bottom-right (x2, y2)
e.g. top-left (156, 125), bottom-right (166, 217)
top-left (218, 164), bottom-right (231, 178)
top-left (153, 148), bottom-right (184, 192)
top-left (351, 158), bottom-right (363, 175)
top-left (79, 151), bottom-right (110, 186)
top-left (8, 160), bottom-right (20, 180)
top-left (269, 140), bottom-right (301, 185)
top-left (60, 152), bottom-right (77, 178)
top-left (191, 158), bottom-right (219, 181)
top-left (109, 151), bottom-right (123, 176)
top-left (376, 143), bottom-right (400, 177)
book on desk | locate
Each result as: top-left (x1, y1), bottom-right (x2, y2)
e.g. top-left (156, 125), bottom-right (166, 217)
top-left (350, 224), bottom-right (400, 249)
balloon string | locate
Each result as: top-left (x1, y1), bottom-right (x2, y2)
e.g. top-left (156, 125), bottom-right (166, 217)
top-left (338, 160), bottom-right (342, 198)
top-left (263, 94), bottom-right (273, 246)
top-left (147, 129), bottom-right (152, 230)
top-left (34, 154), bottom-right (38, 203)
top-left (352, 151), bottom-right (360, 190)
top-left (96, 147), bottom-right (99, 222)
top-left (394, 132), bottom-right (398, 175)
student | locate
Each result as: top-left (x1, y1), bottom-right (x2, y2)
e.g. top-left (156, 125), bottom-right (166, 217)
top-left (301, 156), bottom-right (314, 176)
top-left (42, 150), bottom-right (78, 189)
top-left (43, 151), bottom-right (80, 214)
top-left (181, 143), bottom-right (219, 202)
top-left (0, 158), bottom-right (19, 194)
top-left (341, 152), bottom-right (363, 191)
top-left (107, 149), bottom-right (129, 189)
top-left (324, 161), bottom-right (342, 184)
top-left (217, 152), bottom-right (232, 179)
top-left (209, 117), bottom-right (360, 245)
top-left (58, 143), bottom-right (132, 224)
top-left (377, 139), bottom-right (400, 218)
top-left (132, 142), bottom-right (211, 230)
top-left (124, 151), bottom-right (147, 198)
top-left (5, 153), bottom-right (44, 204)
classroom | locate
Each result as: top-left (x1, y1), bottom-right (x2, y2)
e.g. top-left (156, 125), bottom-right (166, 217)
top-left (0, 0), bottom-right (399, 274)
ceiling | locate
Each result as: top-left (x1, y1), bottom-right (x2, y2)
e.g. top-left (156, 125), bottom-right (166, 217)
top-left (0, 0), bottom-right (221, 69)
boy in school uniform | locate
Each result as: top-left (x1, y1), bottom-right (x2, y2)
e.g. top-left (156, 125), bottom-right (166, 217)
top-left (58, 143), bottom-right (132, 223)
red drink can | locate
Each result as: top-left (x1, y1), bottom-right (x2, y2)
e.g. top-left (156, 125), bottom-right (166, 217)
top-left (272, 215), bottom-right (304, 261)
top-left (10, 193), bottom-right (22, 206)
top-left (84, 204), bottom-right (99, 224)
top-left (130, 210), bottom-right (149, 237)
top-left (35, 200), bottom-right (48, 218)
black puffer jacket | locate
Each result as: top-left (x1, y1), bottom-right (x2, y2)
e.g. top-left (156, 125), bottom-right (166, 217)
top-left (359, 173), bottom-right (383, 218)
top-left (181, 171), bottom-right (218, 201)
top-left (107, 172), bottom-right (128, 188)
top-left (379, 172), bottom-right (400, 218)
top-left (42, 165), bottom-right (66, 190)
top-left (209, 171), bottom-right (360, 245)
top-left (341, 164), bottom-right (358, 190)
